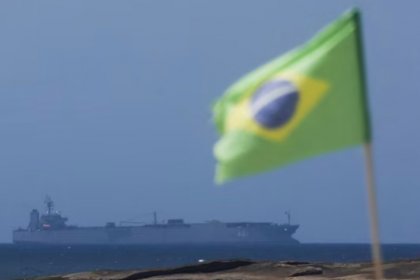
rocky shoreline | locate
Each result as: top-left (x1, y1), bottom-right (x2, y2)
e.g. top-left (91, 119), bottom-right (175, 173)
top-left (33, 259), bottom-right (420, 280)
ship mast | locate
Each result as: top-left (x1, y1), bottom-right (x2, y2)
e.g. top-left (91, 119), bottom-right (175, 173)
top-left (44, 196), bottom-right (54, 215)
top-left (153, 211), bottom-right (157, 225)
top-left (285, 210), bottom-right (291, 225)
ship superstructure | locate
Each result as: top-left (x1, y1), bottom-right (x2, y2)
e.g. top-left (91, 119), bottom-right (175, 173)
top-left (13, 197), bottom-right (299, 245)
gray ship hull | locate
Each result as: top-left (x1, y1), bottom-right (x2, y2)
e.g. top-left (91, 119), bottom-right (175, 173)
top-left (13, 223), bottom-right (299, 245)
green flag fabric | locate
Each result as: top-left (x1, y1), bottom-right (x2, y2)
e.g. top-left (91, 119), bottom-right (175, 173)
top-left (213, 9), bottom-right (370, 183)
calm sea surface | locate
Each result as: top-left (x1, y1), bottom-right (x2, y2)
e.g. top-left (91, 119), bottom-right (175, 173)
top-left (2, 243), bottom-right (420, 280)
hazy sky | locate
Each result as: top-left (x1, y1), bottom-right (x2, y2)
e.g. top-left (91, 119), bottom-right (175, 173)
top-left (0, 0), bottom-right (419, 243)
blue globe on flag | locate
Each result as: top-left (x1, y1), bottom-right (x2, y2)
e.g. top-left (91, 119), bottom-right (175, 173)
top-left (250, 79), bottom-right (299, 129)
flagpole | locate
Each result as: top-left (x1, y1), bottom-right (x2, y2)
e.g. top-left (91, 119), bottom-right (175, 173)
top-left (363, 142), bottom-right (384, 280)
top-left (354, 9), bottom-right (384, 279)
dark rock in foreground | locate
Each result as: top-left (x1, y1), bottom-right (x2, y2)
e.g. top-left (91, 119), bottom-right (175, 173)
top-left (34, 259), bottom-right (420, 279)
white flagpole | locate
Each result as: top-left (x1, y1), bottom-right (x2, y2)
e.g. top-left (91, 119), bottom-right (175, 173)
top-left (363, 142), bottom-right (384, 279)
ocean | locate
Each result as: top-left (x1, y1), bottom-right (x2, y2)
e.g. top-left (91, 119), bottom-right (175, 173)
top-left (2, 243), bottom-right (420, 280)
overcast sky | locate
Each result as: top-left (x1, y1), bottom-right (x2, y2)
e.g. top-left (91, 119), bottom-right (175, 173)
top-left (0, 0), bottom-right (419, 243)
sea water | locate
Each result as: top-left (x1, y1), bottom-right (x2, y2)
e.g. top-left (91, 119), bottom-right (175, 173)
top-left (2, 243), bottom-right (420, 280)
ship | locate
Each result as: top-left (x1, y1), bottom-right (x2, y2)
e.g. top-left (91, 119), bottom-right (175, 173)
top-left (13, 197), bottom-right (299, 245)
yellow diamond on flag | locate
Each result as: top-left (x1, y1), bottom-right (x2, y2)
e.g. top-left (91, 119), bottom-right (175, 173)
top-left (226, 72), bottom-right (329, 141)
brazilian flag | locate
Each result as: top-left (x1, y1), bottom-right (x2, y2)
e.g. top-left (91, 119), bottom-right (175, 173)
top-left (213, 9), bottom-right (370, 183)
